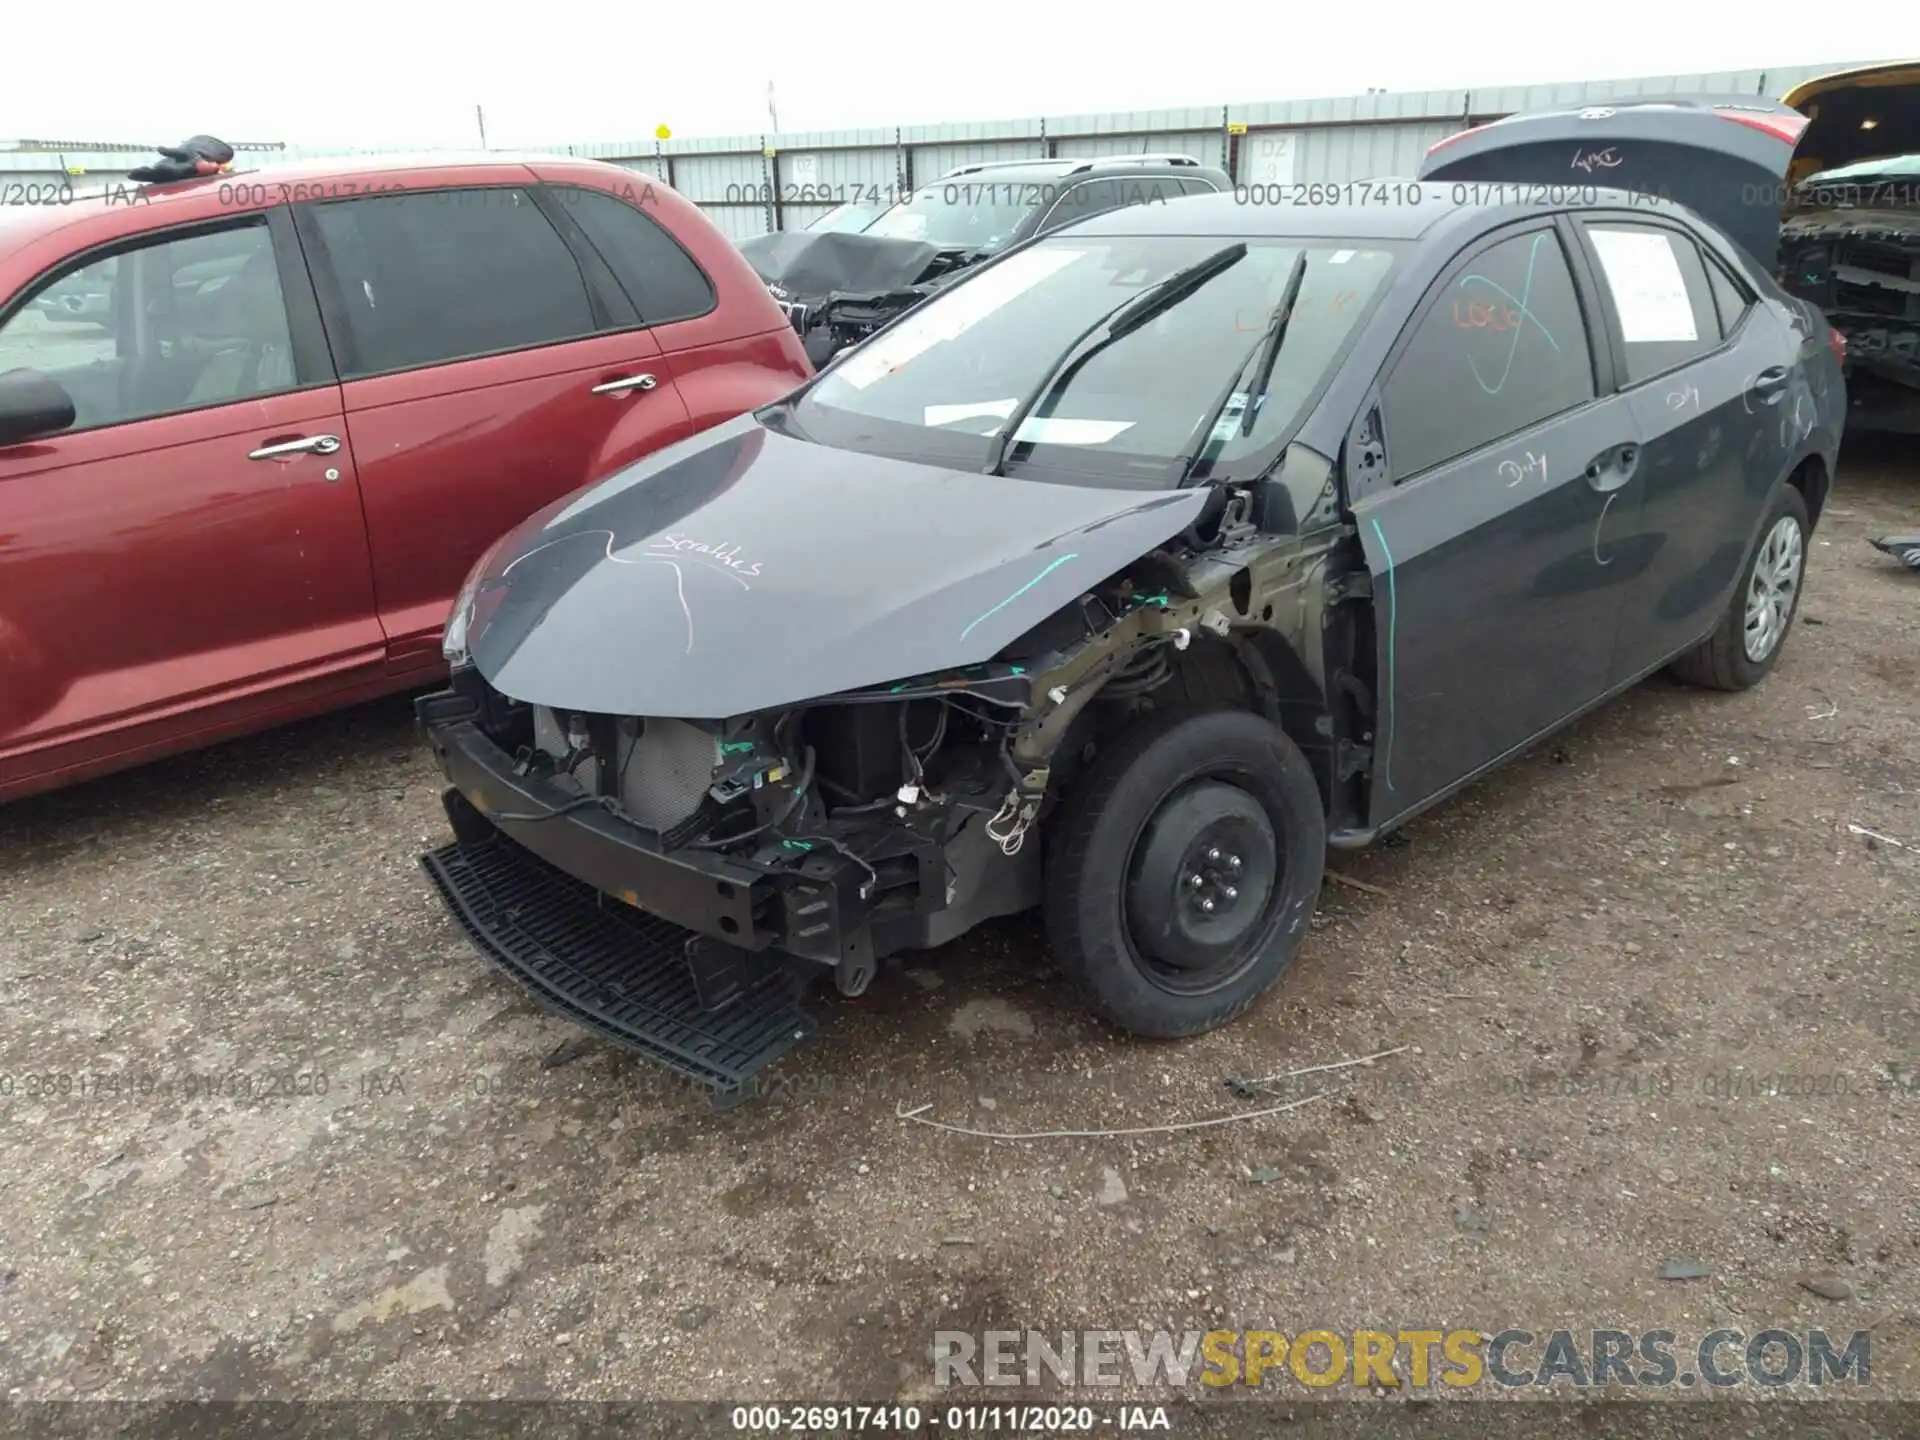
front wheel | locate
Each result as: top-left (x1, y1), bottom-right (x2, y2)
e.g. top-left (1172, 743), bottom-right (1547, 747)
top-left (1669, 482), bottom-right (1810, 692)
top-left (1043, 707), bottom-right (1326, 1038)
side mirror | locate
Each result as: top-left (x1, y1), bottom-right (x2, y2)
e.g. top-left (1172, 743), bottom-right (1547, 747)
top-left (0, 369), bottom-right (78, 446)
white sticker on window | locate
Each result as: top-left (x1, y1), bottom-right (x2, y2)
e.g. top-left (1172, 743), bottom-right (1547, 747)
top-left (1002, 417), bottom-right (1136, 446)
top-left (924, 399), bottom-right (1016, 427)
top-left (1590, 228), bottom-right (1698, 344)
top-left (834, 248), bottom-right (1087, 389)
top-left (923, 400), bottom-right (1132, 445)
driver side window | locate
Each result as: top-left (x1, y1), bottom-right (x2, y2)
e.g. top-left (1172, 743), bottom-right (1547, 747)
top-left (1380, 226), bottom-right (1596, 480)
top-left (0, 220), bottom-right (296, 435)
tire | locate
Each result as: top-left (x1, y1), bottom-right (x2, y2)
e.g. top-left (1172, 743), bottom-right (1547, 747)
top-left (1043, 707), bottom-right (1326, 1038)
top-left (1669, 482), bottom-right (1811, 692)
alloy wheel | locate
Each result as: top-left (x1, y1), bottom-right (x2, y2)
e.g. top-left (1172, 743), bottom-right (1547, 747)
top-left (1743, 515), bottom-right (1804, 663)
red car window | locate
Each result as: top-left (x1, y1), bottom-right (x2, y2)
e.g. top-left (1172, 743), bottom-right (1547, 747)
top-left (310, 187), bottom-right (596, 377)
top-left (0, 219), bottom-right (296, 434)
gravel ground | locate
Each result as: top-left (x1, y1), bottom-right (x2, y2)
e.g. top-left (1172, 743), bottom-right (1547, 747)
top-left (1, 444), bottom-right (1914, 1415)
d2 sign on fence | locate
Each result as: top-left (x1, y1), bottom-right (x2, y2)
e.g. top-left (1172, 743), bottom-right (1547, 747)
top-left (1243, 132), bottom-right (1295, 188)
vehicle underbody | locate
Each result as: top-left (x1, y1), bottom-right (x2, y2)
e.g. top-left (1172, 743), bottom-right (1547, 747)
top-left (1780, 164), bottom-right (1920, 433)
top-left (417, 484), bottom-right (1375, 1103)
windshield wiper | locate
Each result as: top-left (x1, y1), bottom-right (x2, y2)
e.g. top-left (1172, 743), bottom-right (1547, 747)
top-left (1178, 250), bottom-right (1309, 484)
top-left (982, 242), bottom-right (1248, 476)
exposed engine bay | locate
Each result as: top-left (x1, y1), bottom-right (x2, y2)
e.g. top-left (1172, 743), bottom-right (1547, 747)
top-left (738, 230), bottom-right (988, 366)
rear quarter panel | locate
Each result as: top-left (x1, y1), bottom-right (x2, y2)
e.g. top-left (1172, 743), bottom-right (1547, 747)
top-left (527, 160), bottom-right (813, 406)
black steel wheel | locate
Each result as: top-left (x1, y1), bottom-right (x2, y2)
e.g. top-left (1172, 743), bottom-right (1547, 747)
top-left (1044, 707), bottom-right (1326, 1037)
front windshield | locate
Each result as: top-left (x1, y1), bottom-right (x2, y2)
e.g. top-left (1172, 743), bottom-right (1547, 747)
top-left (807, 201), bottom-right (890, 233)
top-left (794, 234), bottom-right (1400, 486)
top-left (861, 179), bottom-right (1046, 251)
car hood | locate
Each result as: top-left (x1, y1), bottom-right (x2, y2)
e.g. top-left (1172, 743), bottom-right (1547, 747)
top-left (464, 414), bottom-right (1207, 719)
top-left (737, 230), bottom-right (950, 301)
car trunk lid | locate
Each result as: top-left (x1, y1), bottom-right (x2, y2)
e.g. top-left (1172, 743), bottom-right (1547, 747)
top-left (1418, 97), bottom-right (1806, 271)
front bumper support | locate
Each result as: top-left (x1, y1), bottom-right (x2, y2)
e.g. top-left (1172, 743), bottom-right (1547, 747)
top-left (421, 816), bottom-right (816, 1105)
top-left (423, 711), bottom-right (775, 948)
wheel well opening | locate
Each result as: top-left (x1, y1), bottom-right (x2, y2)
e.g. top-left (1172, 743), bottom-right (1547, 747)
top-left (1788, 454), bottom-right (1830, 527)
top-left (1054, 635), bottom-right (1333, 818)
top-left (1230, 633), bottom-right (1334, 817)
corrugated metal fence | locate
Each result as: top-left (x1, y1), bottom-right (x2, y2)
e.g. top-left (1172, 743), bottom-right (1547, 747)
top-left (0, 59), bottom-right (1895, 238)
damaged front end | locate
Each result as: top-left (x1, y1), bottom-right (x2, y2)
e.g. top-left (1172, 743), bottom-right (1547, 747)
top-left (1780, 158), bottom-right (1920, 432)
top-left (738, 230), bottom-right (986, 367)
top-left (414, 431), bottom-right (1355, 1103)
top-left (416, 660), bottom-right (1040, 1103)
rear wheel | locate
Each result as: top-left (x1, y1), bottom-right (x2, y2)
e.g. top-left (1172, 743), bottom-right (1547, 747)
top-left (1043, 708), bottom-right (1325, 1038)
top-left (1669, 482), bottom-right (1810, 692)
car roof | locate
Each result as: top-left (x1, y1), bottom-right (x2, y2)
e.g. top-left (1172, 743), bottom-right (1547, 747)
top-left (942, 159), bottom-right (1079, 182)
top-left (1062, 181), bottom-right (1701, 241)
top-left (937, 155), bottom-right (1220, 184)
top-left (0, 150), bottom-right (639, 259)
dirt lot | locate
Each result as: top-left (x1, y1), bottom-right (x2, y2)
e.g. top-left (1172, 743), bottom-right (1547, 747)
top-left (1, 444), bottom-right (1915, 1416)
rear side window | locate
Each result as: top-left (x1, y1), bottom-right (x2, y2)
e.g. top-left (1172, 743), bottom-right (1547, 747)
top-left (311, 188), bottom-right (595, 377)
top-left (1703, 252), bottom-right (1753, 338)
top-left (1582, 222), bottom-right (1722, 383)
top-left (1127, 176), bottom-right (1183, 207)
top-left (551, 185), bottom-right (716, 327)
top-left (1381, 227), bottom-right (1596, 478)
top-left (1041, 180), bottom-right (1122, 232)
top-left (1175, 177), bottom-right (1223, 196)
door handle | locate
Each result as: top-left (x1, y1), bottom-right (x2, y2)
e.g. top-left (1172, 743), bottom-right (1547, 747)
top-left (248, 433), bottom-right (342, 460)
top-left (1749, 367), bottom-right (1790, 404)
top-left (591, 373), bottom-right (658, 395)
top-left (1584, 445), bottom-right (1637, 492)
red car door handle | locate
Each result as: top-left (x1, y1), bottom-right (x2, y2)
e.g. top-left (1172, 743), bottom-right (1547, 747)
top-left (248, 433), bottom-right (342, 460)
top-left (590, 373), bottom-right (659, 395)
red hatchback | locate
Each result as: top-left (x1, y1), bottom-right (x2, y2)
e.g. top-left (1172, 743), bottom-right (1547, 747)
top-left (0, 150), bottom-right (811, 802)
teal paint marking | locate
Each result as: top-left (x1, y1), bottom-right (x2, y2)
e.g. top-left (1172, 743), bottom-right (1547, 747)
top-left (1368, 517), bottom-right (1397, 793)
top-left (719, 741), bottom-right (755, 755)
top-left (780, 838), bottom-right (814, 852)
top-left (1458, 233), bottom-right (1560, 397)
top-left (958, 553), bottom-right (1078, 643)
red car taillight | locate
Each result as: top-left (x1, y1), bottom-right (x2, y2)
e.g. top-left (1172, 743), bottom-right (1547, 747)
top-left (1426, 122), bottom-right (1495, 158)
top-left (1828, 327), bottom-right (1847, 366)
top-left (1715, 110), bottom-right (1810, 145)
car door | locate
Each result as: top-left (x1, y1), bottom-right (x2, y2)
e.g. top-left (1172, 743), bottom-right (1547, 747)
top-left (1347, 219), bottom-right (1645, 829)
top-left (293, 183), bottom-right (700, 670)
top-left (0, 209), bottom-right (381, 795)
top-left (539, 181), bottom-right (783, 434)
top-left (1570, 215), bottom-right (1795, 678)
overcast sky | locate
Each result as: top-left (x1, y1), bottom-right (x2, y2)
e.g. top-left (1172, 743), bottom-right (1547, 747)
top-left (4, 1), bottom-right (1914, 150)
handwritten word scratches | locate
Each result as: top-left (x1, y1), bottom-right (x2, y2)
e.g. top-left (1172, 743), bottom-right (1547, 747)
top-left (1452, 299), bottom-right (1523, 332)
top-left (646, 535), bottom-right (762, 581)
top-left (1498, 450), bottom-right (1550, 488)
top-left (1666, 383), bottom-right (1701, 413)
top-left (1571, 147), bottom-right (1623, 174)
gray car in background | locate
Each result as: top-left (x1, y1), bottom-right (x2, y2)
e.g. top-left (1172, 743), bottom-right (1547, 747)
top-left (743, 153), bottom-right (1233, 364)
